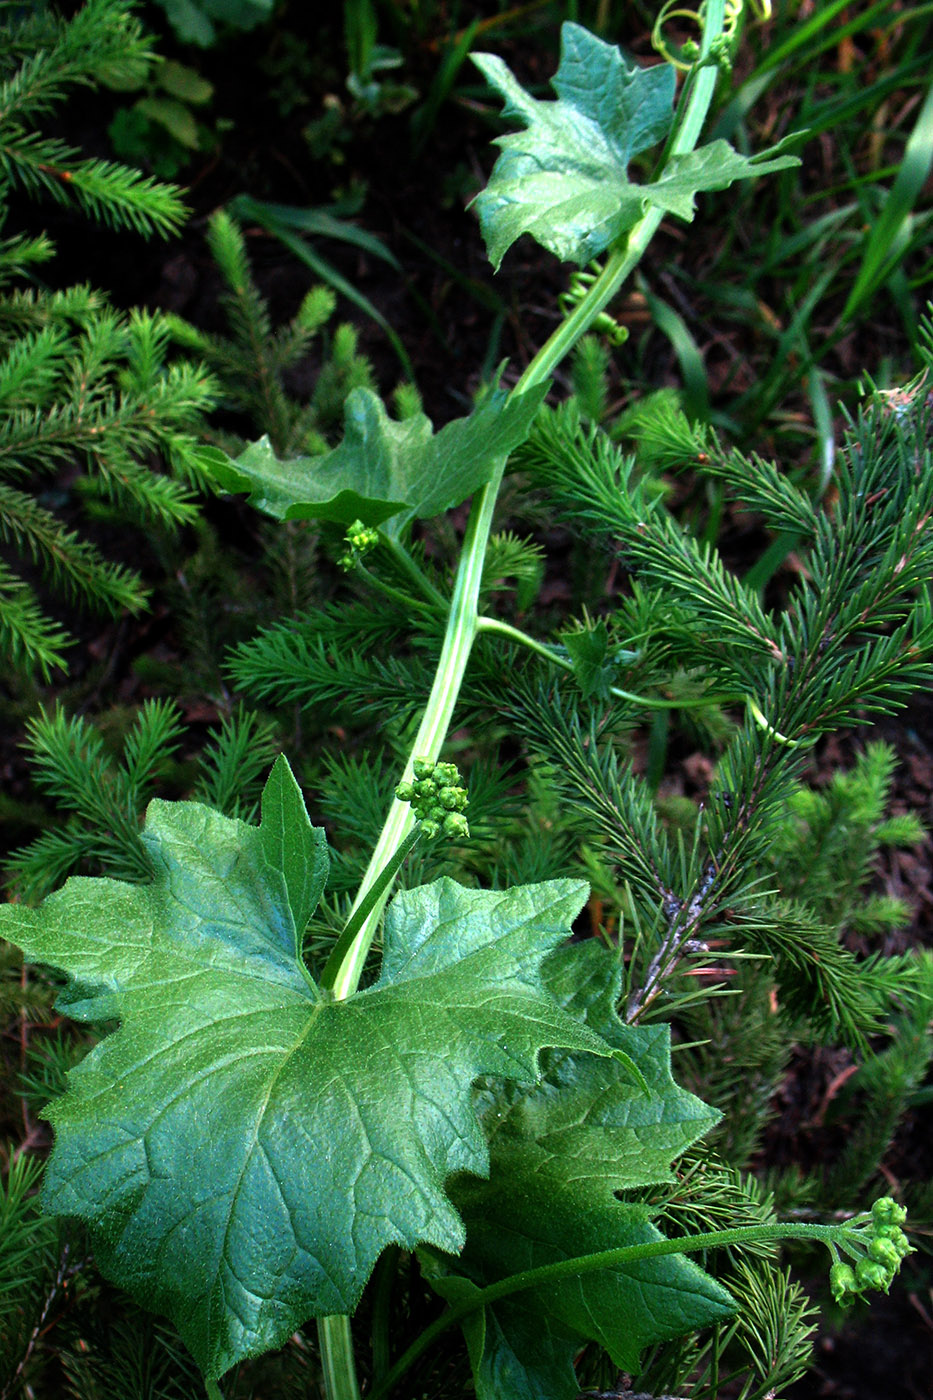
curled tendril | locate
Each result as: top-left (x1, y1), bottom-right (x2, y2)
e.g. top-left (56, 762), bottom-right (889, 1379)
top-left (746, 698), bottom-right (808, 750)
top-left (560, 264), bottom-right (628, 346)
top-left (652, 0), bottom-right (773, 72)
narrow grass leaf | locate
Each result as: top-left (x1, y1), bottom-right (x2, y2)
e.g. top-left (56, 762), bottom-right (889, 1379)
top-left (842, 80), bottom-right (933, 324)
top-left (230, 198), bottom-right (413, 377)
top-left (640, 280), bottom-right (710, 423)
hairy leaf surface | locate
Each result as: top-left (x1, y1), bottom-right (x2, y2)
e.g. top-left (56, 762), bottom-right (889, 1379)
top-left (430, 941), bottom-right (733, 1399)
top-left (0, 759), bottom-right (617, 1378)
top-left (472, 23), bottom-right (799, 268)
top-left (203, 380), bottom-right (547, 531)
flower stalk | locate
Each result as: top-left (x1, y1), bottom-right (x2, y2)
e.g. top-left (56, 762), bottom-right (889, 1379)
top-left (368, 1200), bottom-right (912, 1400)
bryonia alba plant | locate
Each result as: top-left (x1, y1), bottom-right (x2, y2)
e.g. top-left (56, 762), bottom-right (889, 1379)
top-left (1, 7), bottom-right (925, 1398)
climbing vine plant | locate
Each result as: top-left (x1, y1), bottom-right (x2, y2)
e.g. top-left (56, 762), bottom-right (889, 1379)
top-left (2, 8), bottom-right (924, 1399)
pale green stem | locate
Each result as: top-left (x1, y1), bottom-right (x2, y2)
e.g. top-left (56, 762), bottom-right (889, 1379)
top-left (351, 559), bottom-right (432, 616)
top-left (747, 696), bottom-right (807, 747)
top-left (333, 0), bottom-right (727, 1000)
top-left (204, 1381), bottom-right (223, 1400)
top-left (381, 532), bottom-right (448, 608)
top-left (318, 1315), bottom-right (362, 1400)
top-left (327, 484), bottom-right (497, 1001)
top-left (318, 7), bottom-right (728, 1394)
top-left (476, 614), bottom-right (573, 665)
top-left (320, 829), bottom-right (420, 990)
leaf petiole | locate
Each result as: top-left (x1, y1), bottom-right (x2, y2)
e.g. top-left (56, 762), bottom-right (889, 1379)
top-left (319, 1315), bottom-right (362, 1400)
top-left (325, 480), bottom-right (498, 1003)
top-left (320, 827), bottom-right (421, 990)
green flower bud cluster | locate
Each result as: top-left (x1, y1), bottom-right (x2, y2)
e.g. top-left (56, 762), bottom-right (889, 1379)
top-left (396, 759), bottom-right (469, 841)
top-left (338, 519), bottom-right (380, 571)
top-left (829, 1198), bottom-right (912, 1308)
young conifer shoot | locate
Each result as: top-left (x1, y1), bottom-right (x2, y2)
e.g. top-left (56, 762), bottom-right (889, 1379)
top-left (0, 0), bottom-right (214, 676)
top-left (1, 5), bottom-right (927, 1399)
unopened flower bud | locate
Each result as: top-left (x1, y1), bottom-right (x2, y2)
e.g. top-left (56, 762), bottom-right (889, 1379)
top-left (346, 519), bottom-right (378, 552)
top-left (395, 758), bottom-right (469, 841)
top-left (830, 1262), bottom-right (857, 1305)
top-left (855, 1259), bottom-right (889, 1292)
top-left (869, 1238), bottom-right (900, 1271)
top-left (871, 1197), bottom-right (906, 1228)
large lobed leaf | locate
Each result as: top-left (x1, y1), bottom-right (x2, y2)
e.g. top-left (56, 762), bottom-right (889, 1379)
top-left (202, 379), bottom-right (548, 532)
top-left (0, 757), bottom-right (617, 1379)
top-left (428, 940), bottom-right (734, 1400)
top-left (472, 22), bottom-right (800, 269)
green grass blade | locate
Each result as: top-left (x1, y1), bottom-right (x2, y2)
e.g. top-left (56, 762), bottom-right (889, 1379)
top-left (841, 81), bottom-right (933, 324)
top-left (712, 2), bottom-right (915, 142)
top-left (753, 0), bottom-right (892, 76)
top-left (231, 201), bottom-right (413, 378)
top-left (229, 195), bottom-right (402, 268)
top-left (639, 278), bottom-right (710, 423)
top-left (807, 365), bottom-right (835, 492)
top-left (742, 531), bottom-right (803, 595)
top-left (410, 18), bottom-right (481, 154)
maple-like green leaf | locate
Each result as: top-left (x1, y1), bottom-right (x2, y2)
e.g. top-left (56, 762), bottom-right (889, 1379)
top-left (0, 759), bottom-right (617, 1379)
top-left (429, 940), bottom-right (734, 1400)
top-left (472, 22), bottom-right (800, 269)
top-left (472, 23), bottom-right (674, 269)
top-left (202, 379), bottom-right (548, 532)
top-left (647, 138), bottom-right (803, 222)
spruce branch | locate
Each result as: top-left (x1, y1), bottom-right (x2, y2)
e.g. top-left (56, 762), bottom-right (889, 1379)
top-left (506, 681), bottom-right (673, 913)
top-left (624, 395), bottom-right (819, 540)
top-left (0, 298), bottom-right (213, 671)
top-left (516, 407), bottom-right (786, 688)
top-left (169, 206), bottom-right (373, 460)
top-left (0, 480), bottom-right (147, 614)
top-left (12, 704), bottom-right (156, 889)
top-left (6, 701), bottom-right (286, 903)
top-left (0, 3), bottom-right (218, 674)
top-left (192, 708), bottom-right (279, 821)
top-left (0, 559), bottom-right (70, 675)
top-left (0, 1), bottom-right (182, 238)
top-left (0, 0), bottom-right (152, 108)
top-left (0, 134), bottom-right (184, 236)
top-left (0, 323), bottom-right (68, 407)
top-left (510, 385), bottom-right (933, 1034)
top-left (0, 1153), bottom-right (64, 1399)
